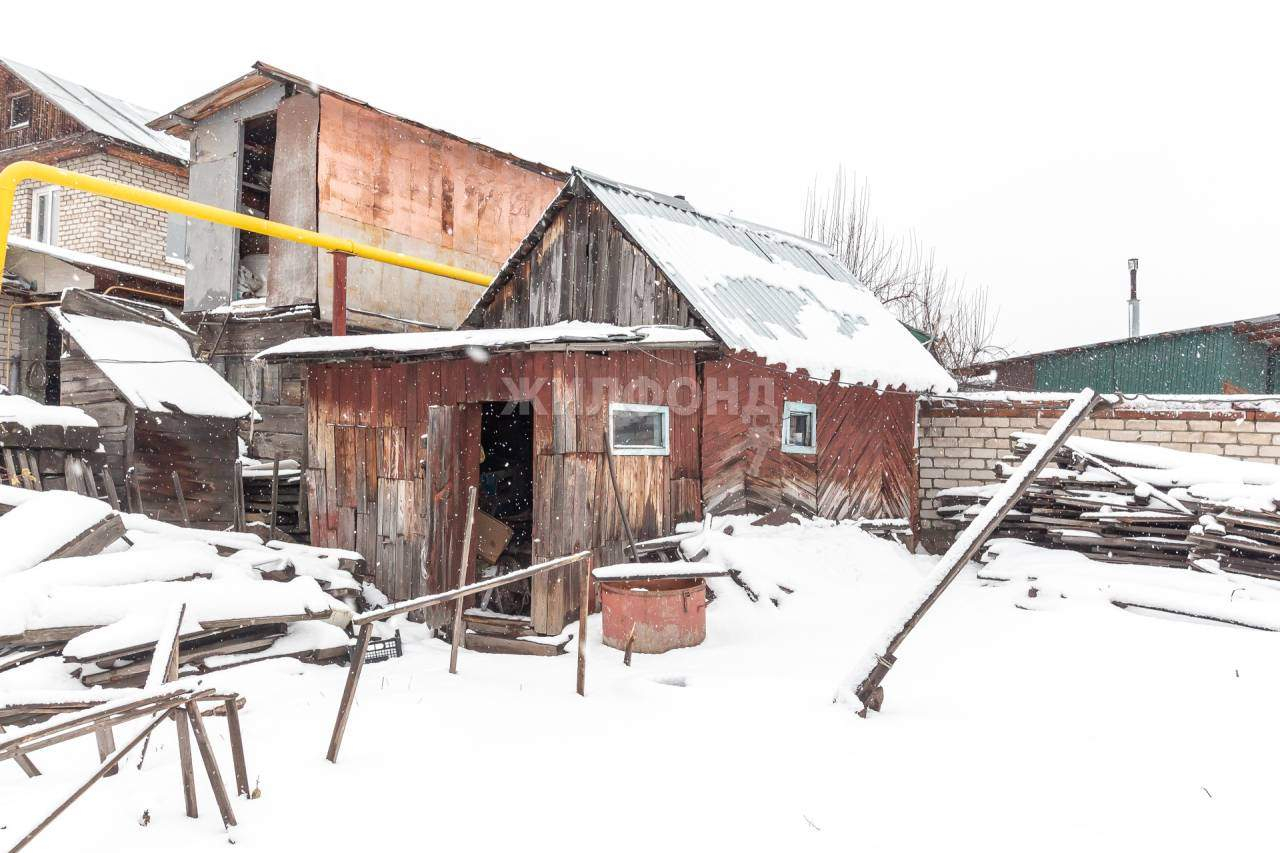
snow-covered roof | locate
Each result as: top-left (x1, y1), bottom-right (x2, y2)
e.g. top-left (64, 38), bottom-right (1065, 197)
top-left (50, 309), bottom-right (252, 419)
top-left (580, 172), bottom-right (954, 391)
top-left (255, 321), bottom-right (715, 362)
top-left (1, 58), bottom-right (189, 162)
top-left (479, 171), bottom-right (953, 392)
top-left (6, 236), bottom-right (185, 287)
top-left (0, 393), bottom-right (97, 430)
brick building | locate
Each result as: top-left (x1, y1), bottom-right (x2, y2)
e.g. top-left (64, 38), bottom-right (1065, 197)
top-left (1, 57), bottom-right (189, 399)
top-left (917, 393), bottom-right (1280, 538)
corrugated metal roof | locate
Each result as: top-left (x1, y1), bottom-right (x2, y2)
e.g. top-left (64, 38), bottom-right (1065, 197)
top-left (3, 59), bottom-right (188, 162)
top-left (577, 171), bottom-right (954, 392)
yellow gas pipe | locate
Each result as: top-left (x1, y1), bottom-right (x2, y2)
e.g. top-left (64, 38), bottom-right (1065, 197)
top-left (0, 160), bottom-right (494, 288)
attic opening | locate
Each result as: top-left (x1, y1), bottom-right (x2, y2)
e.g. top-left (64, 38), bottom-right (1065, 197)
top-left (473, 401), bottom-right (534, 617)
top-left (237, 112), bottom-right (276, 299)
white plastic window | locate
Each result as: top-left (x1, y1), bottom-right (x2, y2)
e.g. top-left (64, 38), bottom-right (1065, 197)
top-left (782, 401), bottom-right (817, 454)
top-left (609, 403), bottom-right (670, 456)
top-left (30, 186), bottom-right (58, 245)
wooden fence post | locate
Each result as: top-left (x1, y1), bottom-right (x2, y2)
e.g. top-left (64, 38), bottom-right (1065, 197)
top-left (577, 554), bottom-right (592, 697)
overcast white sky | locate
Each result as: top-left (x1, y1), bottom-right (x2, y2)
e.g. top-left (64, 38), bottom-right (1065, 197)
top-left (8, 1), bottom-right (1277, 354)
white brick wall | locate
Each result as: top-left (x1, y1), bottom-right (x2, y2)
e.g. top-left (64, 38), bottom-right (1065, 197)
top-left (918, 404), bottom-right (1280, 528)
top-left (6, 153), bottom-right (187, 274)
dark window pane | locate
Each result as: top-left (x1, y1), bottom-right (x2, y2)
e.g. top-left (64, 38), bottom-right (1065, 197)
top-left (9, 94), bottom-right (31, 129)
top-left (613, 409), bottom-right (664, 448)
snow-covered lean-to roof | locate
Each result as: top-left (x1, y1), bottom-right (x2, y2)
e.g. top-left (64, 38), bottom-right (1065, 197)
top-left (1, 58), bottom-right (189, 162)
top-left (49, 308), bottom-right (252, 419)
top-left (255, 321), bottom-right (716, 362)
top-left (470, 170), bottom-right (955, 393)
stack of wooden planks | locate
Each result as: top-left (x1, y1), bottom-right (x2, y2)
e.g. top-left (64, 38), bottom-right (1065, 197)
top-left (937, 431), bottom-right (1280, 579)
top-left (0, 487), bottom-right (369, 697)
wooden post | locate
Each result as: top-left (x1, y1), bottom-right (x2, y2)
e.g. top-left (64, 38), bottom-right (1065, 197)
top-left (171, 471), bottom-right (191, 527)
top-left (603, 428), bottom-right (639, 561)
top-left (326, 622), bottom-right (373, 763)
top-left (101, 467), bottom-right (119, 511)
top-left (185, 700), bottom-right (237, 828)
top-left (10, 709), bottom-right (171, 853)
top-left (449, 485), bottom-right (478, 675)
top-left (233, 459), bottom-right (246, 533)
top-left (331, 251), bottom-right (349, 336)
top-left (577, 554), bottom-right (591, 697)
top-left (268, 458), bottom-right (281, 540)
top-left (94, 724), bottom-right (117, 777)
top-left (174, 707), bottom-right (198, 818)
top-left (224, 697), bottom-right (250, 798)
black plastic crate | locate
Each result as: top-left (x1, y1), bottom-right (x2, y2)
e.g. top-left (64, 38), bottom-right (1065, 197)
top-left (355, 630), bottom-right (403, 665)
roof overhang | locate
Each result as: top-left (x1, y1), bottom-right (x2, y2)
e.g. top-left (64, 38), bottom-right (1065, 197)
top-left (255, 323), bottom-right (718, 364)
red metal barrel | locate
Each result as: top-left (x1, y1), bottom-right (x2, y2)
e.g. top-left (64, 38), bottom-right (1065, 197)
top-left (600, 578), bottom-right (707, 654)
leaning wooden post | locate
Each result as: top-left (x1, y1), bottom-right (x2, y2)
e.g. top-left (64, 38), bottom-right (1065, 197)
top-left (94, 724), bottom-right (117, 777)
top-left (185, 699), bottom-right (237, 828)
top-left (0, 722), bottom-right (40, 778)
top-left (268, 458), bottom-right (281, 540)
top-left (171, 471), bottom-right (191, 527)
top-left (327, 622), bottom-right (374, 763)
top-left (577, 553), bottom-right (592, 697)
top-left (449, 485), bottom-right (479, 675)
top-left (603, 428), bottom-right (639, 561)
top-left (836, 388), bottom-right (1101, 716)
top-left (174, 707), bottom-right (198, 818)
top-left (101, 468), bottom-right (120, 511)
top-left (223, 698), bottom-right (250, 798)
top-left (10, 709), bottom-right (172, 853)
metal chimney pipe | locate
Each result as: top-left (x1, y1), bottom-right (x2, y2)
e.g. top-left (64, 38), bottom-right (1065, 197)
top-left (1127, 258), bottom-right (1140, 338)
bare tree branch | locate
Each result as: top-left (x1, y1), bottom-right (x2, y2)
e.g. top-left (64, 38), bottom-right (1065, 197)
top-left (803, 169), bottom-right (1007, 372)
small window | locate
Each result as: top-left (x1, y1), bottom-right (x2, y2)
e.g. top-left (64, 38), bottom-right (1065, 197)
top-left (8, 92), bottom-right (31, 129)
top-left (29, 186), bottom-right (58, 245)
top-left (782, 401), bottom-right (817, 454)
top-left (609, 403), bottom-right (669, 456)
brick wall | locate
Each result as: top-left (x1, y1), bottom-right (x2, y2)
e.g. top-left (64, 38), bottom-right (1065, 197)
top-left (0, 291), bottom-right (17, 388)
top-left (918, 395), bottom-right (1280, 529)
top-left (6, 152), bottom-right (187, 273)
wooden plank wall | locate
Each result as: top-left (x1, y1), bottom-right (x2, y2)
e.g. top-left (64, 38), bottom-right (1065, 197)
top-left (467, 192), bottom-right (695, 330)
top-left (306, 347), bottom-right (701, 633)
top-left (0, 66), bottom-right (84, 152)
top-left (701, 354), bottom-right (918, 524)
top-left (59, 341), bottom-right (130, 499)
top-left (133, 414), bottom-right (240, 527)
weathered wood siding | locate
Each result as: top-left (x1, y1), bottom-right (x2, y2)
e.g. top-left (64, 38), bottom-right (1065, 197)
top-left (701, 354), bottom-right (918, 524)
top-left (58, 341), bottom-right (130, 498)
top-left (305, 348), bottom-right (700, 633)
top-left (0, 66), bottom-right (84, 152)
top-left (466, 191), bottom-right (695, 329)
top-left (132, 414), bottom-right (240, 527)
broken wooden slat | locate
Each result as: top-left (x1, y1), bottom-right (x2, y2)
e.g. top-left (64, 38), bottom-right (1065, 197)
top-left (0, 723), bottom-right (40, 778)
top-left (224, 697), bottom-right (250, 798)
top-left (47, 514), bottom-right (126, 562)
top-left (326, 622), bottom-right (372, 764)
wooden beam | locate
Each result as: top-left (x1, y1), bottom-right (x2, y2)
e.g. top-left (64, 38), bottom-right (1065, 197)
top-left (840, 389), bottom-right (1101, 715)
top-left (449, 485), bottom-right (478, 675)
top-left (9, 709), bottom-right (171, 853)
top-left (175, 707), bottom-right (198, 818)
top-left (577, 555), bottom-right (591, 697)
top-left (354, 551), bottom-right (591, 626)
top-left (185, 699), bottom-right (237, 828)
top-left (224, 697), bottom-right (250, 798)
top-left (326, 622), bottom-right (372, 764)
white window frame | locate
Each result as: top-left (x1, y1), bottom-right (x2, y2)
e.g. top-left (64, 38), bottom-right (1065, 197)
top-left (8, 92), bottom-right (31, 130)
top-left (781, 401), bottom-right (817, 455)
top-left (29, 186), bottom-right (58, 245)
top-left (609, 402), bottom-right (670, 456)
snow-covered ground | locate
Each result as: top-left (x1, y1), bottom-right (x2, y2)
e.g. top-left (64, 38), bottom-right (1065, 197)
top-left (4, 518), bottom-right (1279, 851)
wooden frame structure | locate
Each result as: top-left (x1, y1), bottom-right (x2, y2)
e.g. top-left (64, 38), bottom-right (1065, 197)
top-left (326, 549), bottom-right (592, 763)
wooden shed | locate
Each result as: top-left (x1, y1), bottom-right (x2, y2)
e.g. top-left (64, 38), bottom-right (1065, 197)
top-left (50, 291), bottom-right (253, 527)
top-left (259, 325), bottom-right (716, 635)
top-left (462, 169), bottom-right (955, 525)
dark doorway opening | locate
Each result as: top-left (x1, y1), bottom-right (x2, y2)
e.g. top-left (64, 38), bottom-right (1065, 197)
top-left (475, 401), bottom-right (534, 616)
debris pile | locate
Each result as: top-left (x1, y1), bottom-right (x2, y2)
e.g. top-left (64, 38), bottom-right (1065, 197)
top-left (0, 488), bottom-right (368, 699)
top-left (937, 431), bottom-right (1280, 579)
